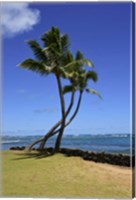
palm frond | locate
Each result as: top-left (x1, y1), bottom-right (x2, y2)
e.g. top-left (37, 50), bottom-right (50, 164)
top-left (42, 44), bottom-right (61, 67)
top-left (85, 71), bottom-right (98, 82)
top-left (76, 50), bottom-right (84, 60)
top-left (86, 88), bottom-right (102, 99)
top-left (61, 34), bottom-right (69, 52)
top-left (41, 26), bottom-right (60, 48)
top-left (64, 59), bottom-right (93, 70)
top-left (62, 85), bottom-right (73, 94)
top-left (59, 67), bottom-right (69, 79)
top-left (41, 27), bottom-right (69, 61)
top-left (27, 40), bottom-right (47, 62)
top-left (66, 51), bottom-right (74, 63)
top-left (61, 51), bottom-right (74, 68)
top-left (18, 59), bottom-right (51, 75)
top-left (83, 59), bottom-right (94, 67)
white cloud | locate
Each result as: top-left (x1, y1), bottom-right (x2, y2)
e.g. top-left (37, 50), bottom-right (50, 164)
top-left (1, 2), bottom-right (40, 37)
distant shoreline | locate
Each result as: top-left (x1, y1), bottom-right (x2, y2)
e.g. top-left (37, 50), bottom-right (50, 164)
top-left (1, 134), bottom-right (131, 154)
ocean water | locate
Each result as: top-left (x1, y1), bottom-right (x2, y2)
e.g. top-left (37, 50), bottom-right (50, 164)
top-left (0, 133), bottom-right (132, 155)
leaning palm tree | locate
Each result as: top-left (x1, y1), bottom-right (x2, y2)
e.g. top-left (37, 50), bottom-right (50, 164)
top-left (33, 49), bottom-right (98, 152)
top-left (27, 49), bottom-right (100, 152)
top-left (19, 27), bottom-right (69, 146)
top-left (49, 50), bottom-right (101, 152)
top-left (18, 26), bottom-right (100, 153)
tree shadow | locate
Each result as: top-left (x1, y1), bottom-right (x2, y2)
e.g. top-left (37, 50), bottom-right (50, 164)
top-left (11, 150), bottom-right (55, 161)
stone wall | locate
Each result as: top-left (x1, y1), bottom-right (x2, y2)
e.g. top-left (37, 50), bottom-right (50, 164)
top-left (10, 146), bottom-right (134, 167)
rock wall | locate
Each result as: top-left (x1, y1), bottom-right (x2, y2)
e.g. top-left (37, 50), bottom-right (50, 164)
top-left (9, 146), bottom-right (134, 167)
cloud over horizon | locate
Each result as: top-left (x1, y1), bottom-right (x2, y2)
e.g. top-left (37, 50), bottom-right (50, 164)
top-left (1, 2), bottom-right (40, 37)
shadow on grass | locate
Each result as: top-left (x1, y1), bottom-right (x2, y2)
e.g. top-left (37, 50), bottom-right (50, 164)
top-left (11, 151), bottom-right (55, 160)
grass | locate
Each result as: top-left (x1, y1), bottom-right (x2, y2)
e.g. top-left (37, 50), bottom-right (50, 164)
top-left (1, 150), bottom-right (132, 198)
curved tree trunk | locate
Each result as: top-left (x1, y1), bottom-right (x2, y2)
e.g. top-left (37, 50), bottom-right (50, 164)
top-left (26, 137), bottom-right (43, 151)
top-left (26, 91), bottom-right (81, 151)
top-left (37, 87), bottom-right (75, 151)
top-left (54, 127), bottom-right (64, 152)
top-left (26, 119), bottom-right (62, 151)
top-left (64, 91), bottom-right (83, 126)
top-left (47, 91), bottom-right (83, 152)
top-left (46, 91), bottom-right (83, 141)
top-left (54, 76), bottom-right (66, 152)
top-left (39, 75), bottom-right (66, 151)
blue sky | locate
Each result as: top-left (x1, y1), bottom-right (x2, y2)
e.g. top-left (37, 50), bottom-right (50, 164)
top-left (2, 2), bottom-right (133, 136)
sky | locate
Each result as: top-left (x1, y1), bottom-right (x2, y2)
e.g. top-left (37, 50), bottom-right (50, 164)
top-left (1, 2), bottom-right (133, 136)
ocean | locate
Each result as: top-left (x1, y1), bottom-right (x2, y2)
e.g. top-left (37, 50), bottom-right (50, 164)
top-left (0, 133), bottom-right (132, 155)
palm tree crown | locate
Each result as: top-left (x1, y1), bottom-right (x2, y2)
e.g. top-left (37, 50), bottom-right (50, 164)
top-left (18, 26), bottom-right (101, 152)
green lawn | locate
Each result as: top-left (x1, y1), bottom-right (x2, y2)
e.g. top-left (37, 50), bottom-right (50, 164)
top-left (1, 150), bottom-right (132, 198)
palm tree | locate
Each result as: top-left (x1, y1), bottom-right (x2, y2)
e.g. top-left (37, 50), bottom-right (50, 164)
top-left (37, 49), bottom-right (97, 152)
top-left (18, 26), bottom-right (100, 153)
top-left (36, 50), bottom-right (101, 152)
top-left (54, 50), bottom-right (102, 152)
top-left (18, 27), bottom-right (70, 151)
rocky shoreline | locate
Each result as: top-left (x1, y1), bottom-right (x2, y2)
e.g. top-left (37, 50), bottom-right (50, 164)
top-left (9, 146), bottom-right (134, 167)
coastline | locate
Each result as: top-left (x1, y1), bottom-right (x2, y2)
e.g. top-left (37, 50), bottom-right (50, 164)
top-left (1, 133), bottom-right (131, 155)
top-left (9, 146), bottom-right (134, 167)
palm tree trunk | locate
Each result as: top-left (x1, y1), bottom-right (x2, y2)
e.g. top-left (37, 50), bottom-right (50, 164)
top-left (65, 91), bottom-right (83, 126)
top-left (26, 137), bottom-right (43, 151)
top-left (54, 75), bottom-right (65, 152)
top-left (54, 91), bottom-right (83, 152)
top-left (46, 91), bottom-right (83, 140)
top-left (38, 119), bottom-right (63, 150)
top-left (38, 87), bottom-right (75, 151)
top-left (39, 75), bottom-right (66, 151)
top-left (27, 91), bottom-right (80, 151)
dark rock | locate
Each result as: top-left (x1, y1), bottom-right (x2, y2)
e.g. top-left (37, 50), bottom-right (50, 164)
top-left (46, 147), bottom-right (54, 153)
top-left (9, 146), bottom-right (131, 167)
top-left (20, 146), bottom-right (25, 150)
top-left (11, 146), bottom-right (16, 150)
